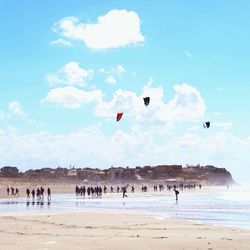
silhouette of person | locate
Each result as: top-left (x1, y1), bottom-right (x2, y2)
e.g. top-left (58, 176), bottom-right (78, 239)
top-left (174, 188), bottom-right (179, 201)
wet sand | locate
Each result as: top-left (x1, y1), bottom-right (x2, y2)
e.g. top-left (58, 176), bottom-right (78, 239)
top-left (0, 211), bottom-right (249, 250)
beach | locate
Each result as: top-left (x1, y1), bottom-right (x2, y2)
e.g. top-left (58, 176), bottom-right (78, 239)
top-left (0, 184), bottom-right (250, 249)
top-left (0, 211), bottom-right (249, 250)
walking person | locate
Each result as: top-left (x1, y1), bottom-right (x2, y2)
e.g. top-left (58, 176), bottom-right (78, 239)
top-left (122, 187), bottom-right (127, 198)
top-left (174, 188), bottom-right (179, 201)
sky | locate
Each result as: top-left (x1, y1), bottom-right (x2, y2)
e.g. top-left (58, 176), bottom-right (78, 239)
top-left (0, 0), bottom-right (250, 182)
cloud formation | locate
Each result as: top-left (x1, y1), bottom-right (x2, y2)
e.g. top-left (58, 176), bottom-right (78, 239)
top-left (8, 101), bottom-right (26, 117)
top-left (94, 83), bottom-right (206, 126)
top-left (53, 9), bottom-right (144, 49)
top-left (42, 86), bottom-right (103, 109)
top-left (100, 64), bottom-right (126, 84)
top-left (105, 75), bottom-right (116, 84)
top-left (50, 38), bottom-right (73, 47)
top-left (46, 61), bottom-right (93, 87)
top-left (0, 126), bottom-right (248, 181)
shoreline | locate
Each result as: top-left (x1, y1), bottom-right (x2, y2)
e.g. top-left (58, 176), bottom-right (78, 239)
top-left (0, 210), bottom-right (249, 250)
top-left (0, 189), bottom-right (249, 230)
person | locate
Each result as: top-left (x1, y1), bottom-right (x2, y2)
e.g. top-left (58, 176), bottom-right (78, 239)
top-left (47, 188), bottom-right (51, 200)
top-left (26, 188), bottom-right (30, 198)
top-left (7, 187), bottom-right (10, 196)
top-left (75, 185), bottom-right (79, 196)
top-left (104, 186), bottom-right (107, 194)
top-left (122, 187), bottom-right (127, 198)
top-left (40, 187), bottom-right (44, 198)
top-left (31, 189), bottom-right (35, 199)
top-left (36, 188), bottom-right (41, 199)
top-left (131, 186), bottom-right (134, 193)
top-left (174, 188), bottom-right (179, 201)
top-left (15, 188), bottom-right (19, 196)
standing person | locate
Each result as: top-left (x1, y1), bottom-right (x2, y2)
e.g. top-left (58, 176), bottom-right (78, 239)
top-left (7, 187), bottom-right (10, 196)
top-left (36, 188), bottom-right (40, 200)
top-left (83, 186), bottom-right (86, 196)
top-left (75, 185), bottom-right (79, 196)
top-left (40, 187), bottom-right (44, 199)
top-left (26, 188), bottom-right (30, 198)
top-left (174, 188), bottom-right (179, 201)
top-left (131, 186), bottom-right (135, 193)
top-left (11, 187), bottom-right (14, 196)
top-left (47, 188), bottom-right (51, 200)
top-left (15, 188), bottom-right (19, 196)
top-left (31, 189), bottom-right (35, 199)
top-left (103, 186), bottom-right (107, 194)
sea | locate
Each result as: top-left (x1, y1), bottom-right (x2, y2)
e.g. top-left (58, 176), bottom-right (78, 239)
top-left (0, 186), bottom-right (250, 229)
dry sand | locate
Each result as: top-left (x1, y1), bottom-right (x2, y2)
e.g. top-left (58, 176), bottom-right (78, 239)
top-left (0, 211), bottom-right (249, 250)
top-left (0, 178), bottom-right (78, 198)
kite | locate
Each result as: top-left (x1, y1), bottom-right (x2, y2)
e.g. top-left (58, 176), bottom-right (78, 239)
top-left (203, 121), bottom-right (210, 128)
top-left (116, 112), bottom-right (123, 122)
top-left (143, 97), bottom-right (150, 106)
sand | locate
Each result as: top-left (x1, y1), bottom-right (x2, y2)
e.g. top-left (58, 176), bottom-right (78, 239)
top-left (0, 178), bottom-right (78, 198)
top-left (0, 211), bottom-right (249, 250)
top-left (1, 179), bottom-right (248, 249)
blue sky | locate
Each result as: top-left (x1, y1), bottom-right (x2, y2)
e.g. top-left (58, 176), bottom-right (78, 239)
top-left (0, 1), bottom-right (250, 182)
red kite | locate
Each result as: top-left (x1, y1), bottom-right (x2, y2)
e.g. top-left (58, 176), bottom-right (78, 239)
top-left (116, 112), bottom-right (123, 122)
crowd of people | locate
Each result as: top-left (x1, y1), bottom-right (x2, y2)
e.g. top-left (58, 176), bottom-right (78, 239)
top-left (4, 183), bottom-right (203, 201)
top-left (6, 187), bottom-right (19, 196)
top-left (75, 185), bottom-right (132, 198)
top-left (6, 186), bottom-right (51, 200)
top-left (74, 183), bottom-right (202, 199)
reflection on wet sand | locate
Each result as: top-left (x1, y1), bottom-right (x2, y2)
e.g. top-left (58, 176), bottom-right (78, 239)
top-left (26, 200), bottom-right (51, 207)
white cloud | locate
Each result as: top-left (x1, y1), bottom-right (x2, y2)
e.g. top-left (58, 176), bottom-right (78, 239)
top-left (94, 88), bottom-right (140, 119)
top-left (99, 68), bottom-right (105, 74)
top-left (8, 101), bottom-right (26, 117)
top-left (42, 86), bottom-right (103, 109)
top-left (50, 38), bottom-right (73, 46)
top-left (53, 9), bottom-right (144, 49)
top-left (184, 51), bottom-right (193, 58)
top-left (94, 83), bottom-right (206, 126)
top-left (100, 65), bottom-right (126, 75)
top-left (115, 65), bottom-right (126, 74)
top-left (100, 64), bottom-right (126, 84)
top-left (0, 126), bottom-right (249, 182)
top-left (166, 84), bottom-right (206, 121)
top-left (105, 76), bottom-right (116, 84)
top-left (46, 61), bottom-right (93, 87)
